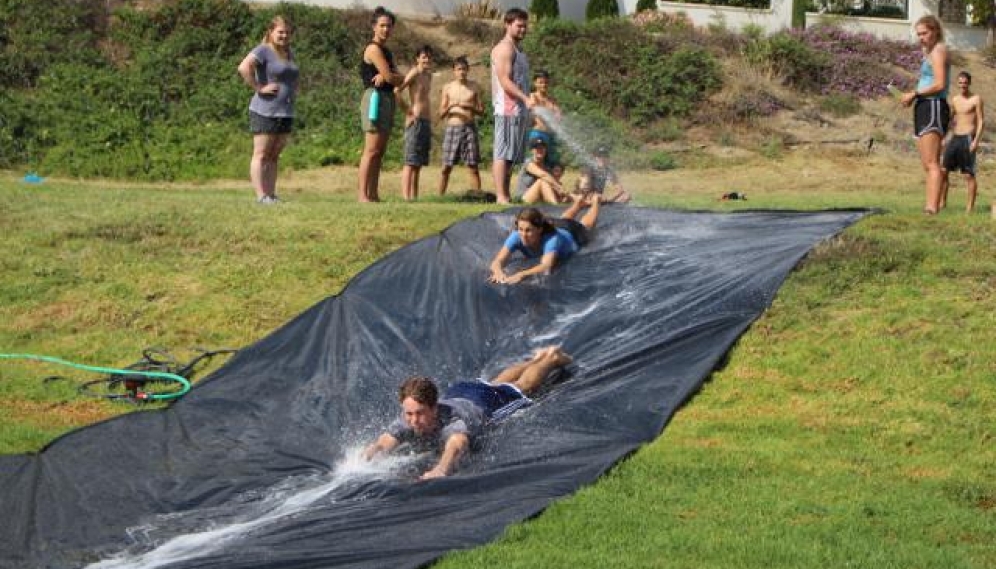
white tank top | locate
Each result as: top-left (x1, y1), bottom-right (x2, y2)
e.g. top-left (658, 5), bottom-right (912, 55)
top-left (491, 40), bottom-right (530, 116)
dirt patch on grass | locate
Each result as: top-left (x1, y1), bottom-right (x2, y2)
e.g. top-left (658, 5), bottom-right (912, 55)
top-left (3, 399), bottom-right (117, 431)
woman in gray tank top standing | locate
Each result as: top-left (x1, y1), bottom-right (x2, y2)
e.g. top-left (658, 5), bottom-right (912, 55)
top-left (237, 16), bottom-right (299, 204)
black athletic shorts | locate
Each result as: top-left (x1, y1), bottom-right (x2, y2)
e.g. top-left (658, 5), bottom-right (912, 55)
top-left (552, 218), bottom-right (589, 248)
top-left (914, 98), bottom-right (949, 138)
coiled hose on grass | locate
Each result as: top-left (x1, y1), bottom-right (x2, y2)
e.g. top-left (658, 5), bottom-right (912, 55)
top-left (1, 352), bottom-right (193, 401)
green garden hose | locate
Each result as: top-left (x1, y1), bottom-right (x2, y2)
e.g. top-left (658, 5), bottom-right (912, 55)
top-left (0, 353), bottom-right (191, 401)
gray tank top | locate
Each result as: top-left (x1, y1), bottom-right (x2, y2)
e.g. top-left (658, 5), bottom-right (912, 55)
top-left (491, 41), bottom-right (530, 116)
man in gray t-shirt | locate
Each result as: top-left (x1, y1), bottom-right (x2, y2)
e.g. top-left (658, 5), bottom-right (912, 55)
top-left (363, 347), bottom-right (572, 479)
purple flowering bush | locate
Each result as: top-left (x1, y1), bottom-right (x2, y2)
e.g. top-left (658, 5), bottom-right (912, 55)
top-left (785, 25), bottom-right (921, 97)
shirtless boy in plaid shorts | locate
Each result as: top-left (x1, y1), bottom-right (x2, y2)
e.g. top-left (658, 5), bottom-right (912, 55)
top-left (438, 56), bottom-right (485, 195)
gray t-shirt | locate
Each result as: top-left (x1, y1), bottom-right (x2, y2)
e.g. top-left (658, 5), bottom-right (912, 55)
top-left (515, 157), bottom-right (551, 197)
top-left (248, 44), bottom-right (299, 118)
top-left (387, 398), bottom-right (486, 452)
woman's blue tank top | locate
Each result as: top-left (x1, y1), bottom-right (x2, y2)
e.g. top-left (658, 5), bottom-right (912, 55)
top-left (917, 55), bottom-right (949, 99)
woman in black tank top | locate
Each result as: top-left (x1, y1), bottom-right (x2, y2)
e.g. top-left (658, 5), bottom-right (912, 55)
top-left (360, 46), bottom-right (395, 94)
top-left (357, 6), bottom-right (403, 202)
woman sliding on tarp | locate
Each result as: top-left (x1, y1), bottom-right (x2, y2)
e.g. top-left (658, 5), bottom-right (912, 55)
top-left (362, 347), bottom-right (572, 479)
top-left (488, 194), bottom-right (601, 284)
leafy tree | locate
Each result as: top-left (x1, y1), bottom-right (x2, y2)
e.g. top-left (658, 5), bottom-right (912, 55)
top-left (636, 0), bottom-right (658, 12)
top-left (531, 0), bottom-right (560, 20)
top-left (961, 0), bottom-right (996, 46)
top-left (585, 0), bottom-right (620, 20)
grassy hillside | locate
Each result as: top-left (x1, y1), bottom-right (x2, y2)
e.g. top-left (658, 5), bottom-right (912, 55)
top-left (1, 151), bottom-right (993, 566)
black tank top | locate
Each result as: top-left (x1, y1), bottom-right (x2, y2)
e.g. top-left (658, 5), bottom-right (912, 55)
top-left (359, 43), bottom-right (396, 94)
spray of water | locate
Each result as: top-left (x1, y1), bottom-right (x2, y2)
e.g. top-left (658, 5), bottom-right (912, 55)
top-left (531, 107), bottom-right (600, 170)
top-left (85, 446), bottom-right (421, 569)
top-left (530, 299), bottom-right (603, 344)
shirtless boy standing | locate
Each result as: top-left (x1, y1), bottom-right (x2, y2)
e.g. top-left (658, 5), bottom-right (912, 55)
top-left (941, 71), bottom-right (984, 213)
top-left (397, 46), bottom-right (434, 201)
top-left (438, 56), bottom-right (484, 195)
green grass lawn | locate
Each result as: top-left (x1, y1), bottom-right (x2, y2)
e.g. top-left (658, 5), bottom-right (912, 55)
top-left (1, 157), bottom-right (993, 568)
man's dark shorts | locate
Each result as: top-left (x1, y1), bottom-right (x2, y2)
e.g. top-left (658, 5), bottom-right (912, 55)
top-left (942, 134), bottom-right (976, 176)
top-left (404, 118), bottom-right (432, 166)
top-left (444, 381), bottom-right (526, 418)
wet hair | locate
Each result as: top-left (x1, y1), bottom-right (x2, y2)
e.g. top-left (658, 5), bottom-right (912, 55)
top-left (453, 56), bottom-right (469, 69)
top-left (916, 15), bottom-right (944, 42)
top-left (959, 70), bottom-right (972, 83)
top-left (504, 8), bottom-right (529, 25)
top-left (416, 45), bottom-right (433, 59)
top-left (371, 6), bottom-right (396, 26)
top-left (515, 208), bottom-right (556, 236)
top-left (263, 16), bottom-right (292, 45)
top-left (398, 376), bottom-right (438, 406)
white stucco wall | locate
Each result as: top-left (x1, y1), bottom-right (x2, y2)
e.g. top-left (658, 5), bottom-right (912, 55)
top-left (657, 0), bottom-right (792, 34)
top-left (244, 0), bottom-right (989, 50)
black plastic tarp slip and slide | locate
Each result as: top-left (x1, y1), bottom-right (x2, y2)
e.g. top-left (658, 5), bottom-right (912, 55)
top-left (0, 207), bottom-right (868, 569)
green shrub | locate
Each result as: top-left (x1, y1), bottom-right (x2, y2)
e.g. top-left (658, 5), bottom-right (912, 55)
top-left (648, 151), bottom-right (676, 171)
top-left (526, 18), bottom-right (721, 125)
top-left (636, 0), bottom-right (658, 11)
top-left (760, 135), bottom-right (784, 159)
top-left (531, 0), bottom-right (560, 19)
top-left (0, 0), bottom-right (454, 180)
top-left (585, 0), bottom-right (620, 20)
top-left (744, 29), bottom-right (830, 92)
top-left (0, 89), bottom-right (38, 168)
top-left (0, 0), bottom-right (105, 88)
top-left (820, 93), bottom-right (862, 117)
top-left (644, 118), bottom-right (684, 143)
